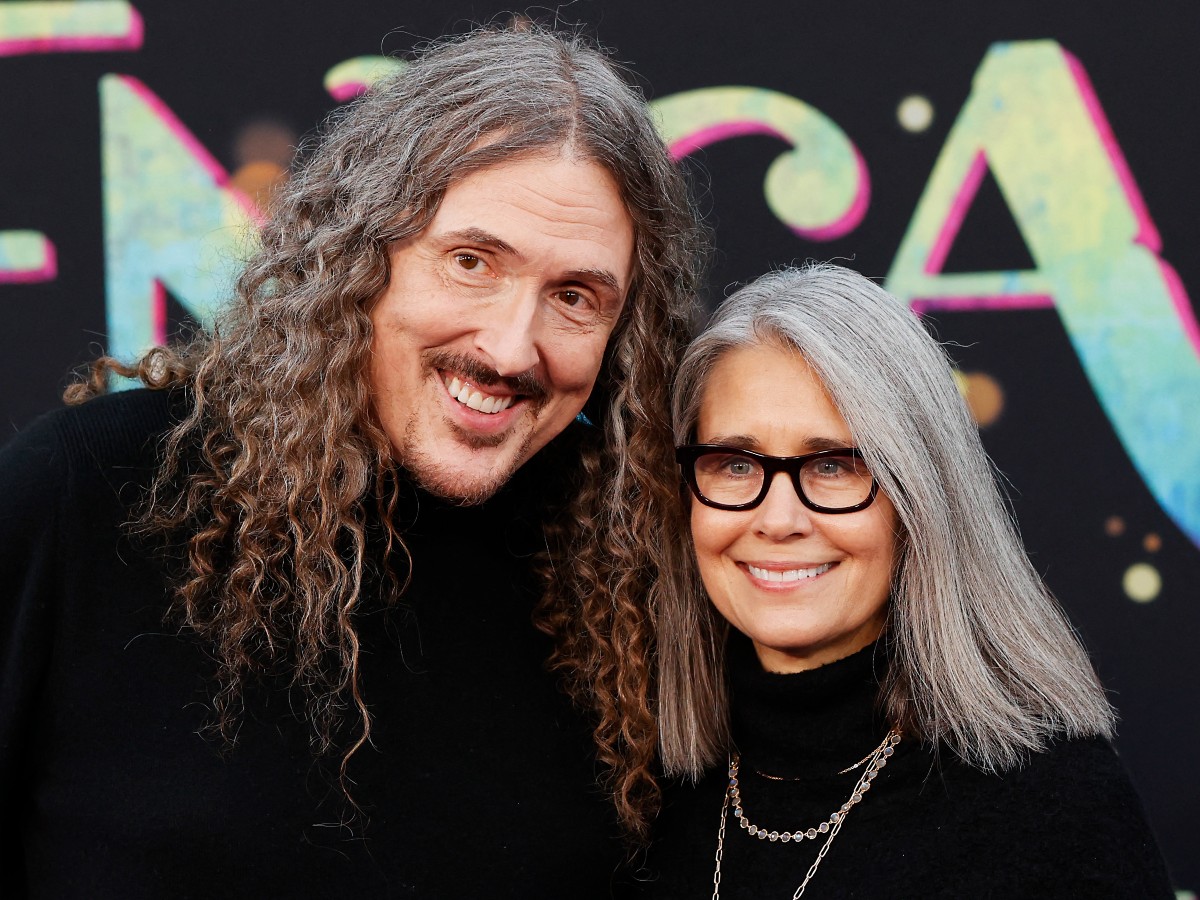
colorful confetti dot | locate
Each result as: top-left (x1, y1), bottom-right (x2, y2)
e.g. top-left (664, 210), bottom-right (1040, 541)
top-left (1122, 563), bottom-right (1161, 603)
top-left (231, 161), bottom-right (287, 214)
top-left (232, 119), bottom-right (297, 170)
top-left (897, 94), bottom-right (934, 133)
top-left (952, 370), bottom-right (1004, 427)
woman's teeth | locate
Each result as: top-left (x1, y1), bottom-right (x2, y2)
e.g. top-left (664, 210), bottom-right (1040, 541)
top-left (444, 375), bottom-right (515, 415)
top-left (747, 562), bottom-right (834, 583)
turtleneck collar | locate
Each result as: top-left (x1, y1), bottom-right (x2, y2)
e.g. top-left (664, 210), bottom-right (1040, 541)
top-left (390, 421), bottom-right (585, 538)
top-left (728, 631), bottom-right (893, 779)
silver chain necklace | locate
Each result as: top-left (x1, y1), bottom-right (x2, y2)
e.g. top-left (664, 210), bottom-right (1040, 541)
top-left (711, 729), bottom-right (901, 900)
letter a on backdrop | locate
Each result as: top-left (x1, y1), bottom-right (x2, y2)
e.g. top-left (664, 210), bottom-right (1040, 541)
top-left (887, 40), bottom-right (1200, 547)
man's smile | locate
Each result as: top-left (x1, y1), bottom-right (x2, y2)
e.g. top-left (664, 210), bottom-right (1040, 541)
top-left (441, 371), bottom-right (518, 415)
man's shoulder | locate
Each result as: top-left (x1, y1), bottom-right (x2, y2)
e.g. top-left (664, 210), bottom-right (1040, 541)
top-left (0, 389), bottom-right (190, 571)
top-left (0, 388), bottom-right (186, 494)
top-left (8, 387), bottom-right (182, 461)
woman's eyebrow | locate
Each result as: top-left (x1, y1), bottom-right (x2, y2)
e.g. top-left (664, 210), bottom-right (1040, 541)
top-left (700, 434), bottom-right (761, 450)
top-left (803, 436), bottom-right (855, 452)
top-left (698, 434), bottom-right (853, 453)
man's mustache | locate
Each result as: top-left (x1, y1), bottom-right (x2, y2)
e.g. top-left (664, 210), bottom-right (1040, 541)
top-left (425, 350), bottom-right (550, 404)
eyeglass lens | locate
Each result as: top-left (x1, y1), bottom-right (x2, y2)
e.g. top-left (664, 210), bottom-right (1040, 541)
top-left (691, 450), bottom-right (873, 510)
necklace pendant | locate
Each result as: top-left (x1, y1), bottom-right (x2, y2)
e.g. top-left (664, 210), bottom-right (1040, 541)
top-left (712, 729), bottom-right (902, 900)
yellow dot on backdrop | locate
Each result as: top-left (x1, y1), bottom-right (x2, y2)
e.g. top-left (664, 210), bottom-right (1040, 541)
top-left (897, 94), bottom-right (934, 133)
top-left (1122, 563), bottom-right (1161, 603)
top-left (1142, 532), bottom-right (1161, 553)
top-left (1104, 515), bottom-right (1126, 537)
top-left (953, 371), bottom-right (1004, 427)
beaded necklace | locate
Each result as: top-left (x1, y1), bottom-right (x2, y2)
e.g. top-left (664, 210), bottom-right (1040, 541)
top-left (711, 729), bottom-right (901, 899)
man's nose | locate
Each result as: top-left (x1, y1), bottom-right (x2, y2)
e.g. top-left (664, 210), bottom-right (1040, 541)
top-left (473, 287), bottom-right (541, 377)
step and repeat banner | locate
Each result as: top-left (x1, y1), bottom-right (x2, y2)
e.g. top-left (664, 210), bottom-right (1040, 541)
top-left (1, 0), bottom-right (1196, 891)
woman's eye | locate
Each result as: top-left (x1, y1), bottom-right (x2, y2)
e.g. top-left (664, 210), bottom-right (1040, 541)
top-left (811, 458), bottom-right (856, 478)
top-left (721, 457), bottom-right (757, 477)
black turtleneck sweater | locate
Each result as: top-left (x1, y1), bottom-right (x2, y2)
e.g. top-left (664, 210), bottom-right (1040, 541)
top-left (0, 388), bottom-right (629, 898)
top-left (637, 635), bottom-right (1174, 898)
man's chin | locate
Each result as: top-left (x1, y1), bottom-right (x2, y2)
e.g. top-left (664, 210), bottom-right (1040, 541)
top-left (396, 416), bottom-right (539, 505)
top-left (409, 465), bottom-right (511, 506)
top-left (453, 430), bottom-right (508, 451)
top-left (400, 443), bottom-right (527, 506)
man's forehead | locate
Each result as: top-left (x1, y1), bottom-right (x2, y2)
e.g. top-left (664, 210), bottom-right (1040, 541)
top-left (422, 154), bottom-right (636, 291)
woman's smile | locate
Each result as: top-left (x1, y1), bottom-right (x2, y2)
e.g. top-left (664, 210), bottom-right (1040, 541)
top-left (742, 561), bottom-right (835, 585)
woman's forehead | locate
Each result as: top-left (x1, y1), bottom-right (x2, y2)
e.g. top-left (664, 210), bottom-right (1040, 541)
top-left (696, 343), bottom-right (852, 451)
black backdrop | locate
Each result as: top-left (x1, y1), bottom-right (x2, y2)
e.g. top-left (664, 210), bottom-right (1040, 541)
top-left (1, 1), bottom-right (1196, 892)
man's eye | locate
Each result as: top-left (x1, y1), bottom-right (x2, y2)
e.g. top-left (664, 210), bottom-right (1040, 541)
top-left (557, 289), bottom-right (594, 310)
top-left (454, 253), bottom-right (485, 271)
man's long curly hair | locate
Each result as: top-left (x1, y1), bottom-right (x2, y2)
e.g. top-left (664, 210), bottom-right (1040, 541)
top-left (68, 24), bottom-right (705, 839)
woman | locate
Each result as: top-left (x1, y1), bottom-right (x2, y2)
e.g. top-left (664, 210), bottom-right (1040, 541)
top-left (641, 265), bottom-right (1173, 897)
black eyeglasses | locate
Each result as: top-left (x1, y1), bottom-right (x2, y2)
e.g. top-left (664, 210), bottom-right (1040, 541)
top-left (675, 445), bottom-right (878, 513)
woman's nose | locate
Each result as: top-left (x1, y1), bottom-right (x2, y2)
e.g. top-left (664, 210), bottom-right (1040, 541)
top-left (752, 471), bottom-right (813, 539)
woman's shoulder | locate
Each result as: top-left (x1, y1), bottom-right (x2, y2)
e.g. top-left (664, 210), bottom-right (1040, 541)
top-left (931, 735), bottom-right (1175, 896)
top-left (635, 739), bottom-right (1176, 898)
top-left (990, 735), bottom-right (1149, 814)
top-left (927, 734), bottom-right (1141, 823)
top-left (990, 732), bottom-right (1120, 780)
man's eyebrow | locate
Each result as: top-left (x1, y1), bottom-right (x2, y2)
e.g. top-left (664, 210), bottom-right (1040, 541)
top-left (563, 267), bottom-right (623, 297)
top-left (438, 227), bottom-right (519, 256)
top-left (434, 231), bottom-right (623, 294)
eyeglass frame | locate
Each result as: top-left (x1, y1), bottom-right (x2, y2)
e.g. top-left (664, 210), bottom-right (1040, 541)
top-left (674, 444), bottom-right (879, 513)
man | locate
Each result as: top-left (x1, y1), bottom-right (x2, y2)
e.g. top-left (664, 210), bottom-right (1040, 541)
top-left (0, 25), bottom-right (703, 897)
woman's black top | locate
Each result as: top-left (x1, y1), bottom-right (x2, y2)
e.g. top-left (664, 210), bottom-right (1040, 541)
top-left (636, 634), bottom-right (1174, 898)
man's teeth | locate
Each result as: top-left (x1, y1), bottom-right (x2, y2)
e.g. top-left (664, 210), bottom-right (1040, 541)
top-left (444, 375), bottom-right (514, 415)
top-left (747, 562), bottom-right (834, 582)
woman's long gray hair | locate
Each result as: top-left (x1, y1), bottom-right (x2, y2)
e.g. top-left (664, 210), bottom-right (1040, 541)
top-left (658, 263), bottom-right (1115, 776)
